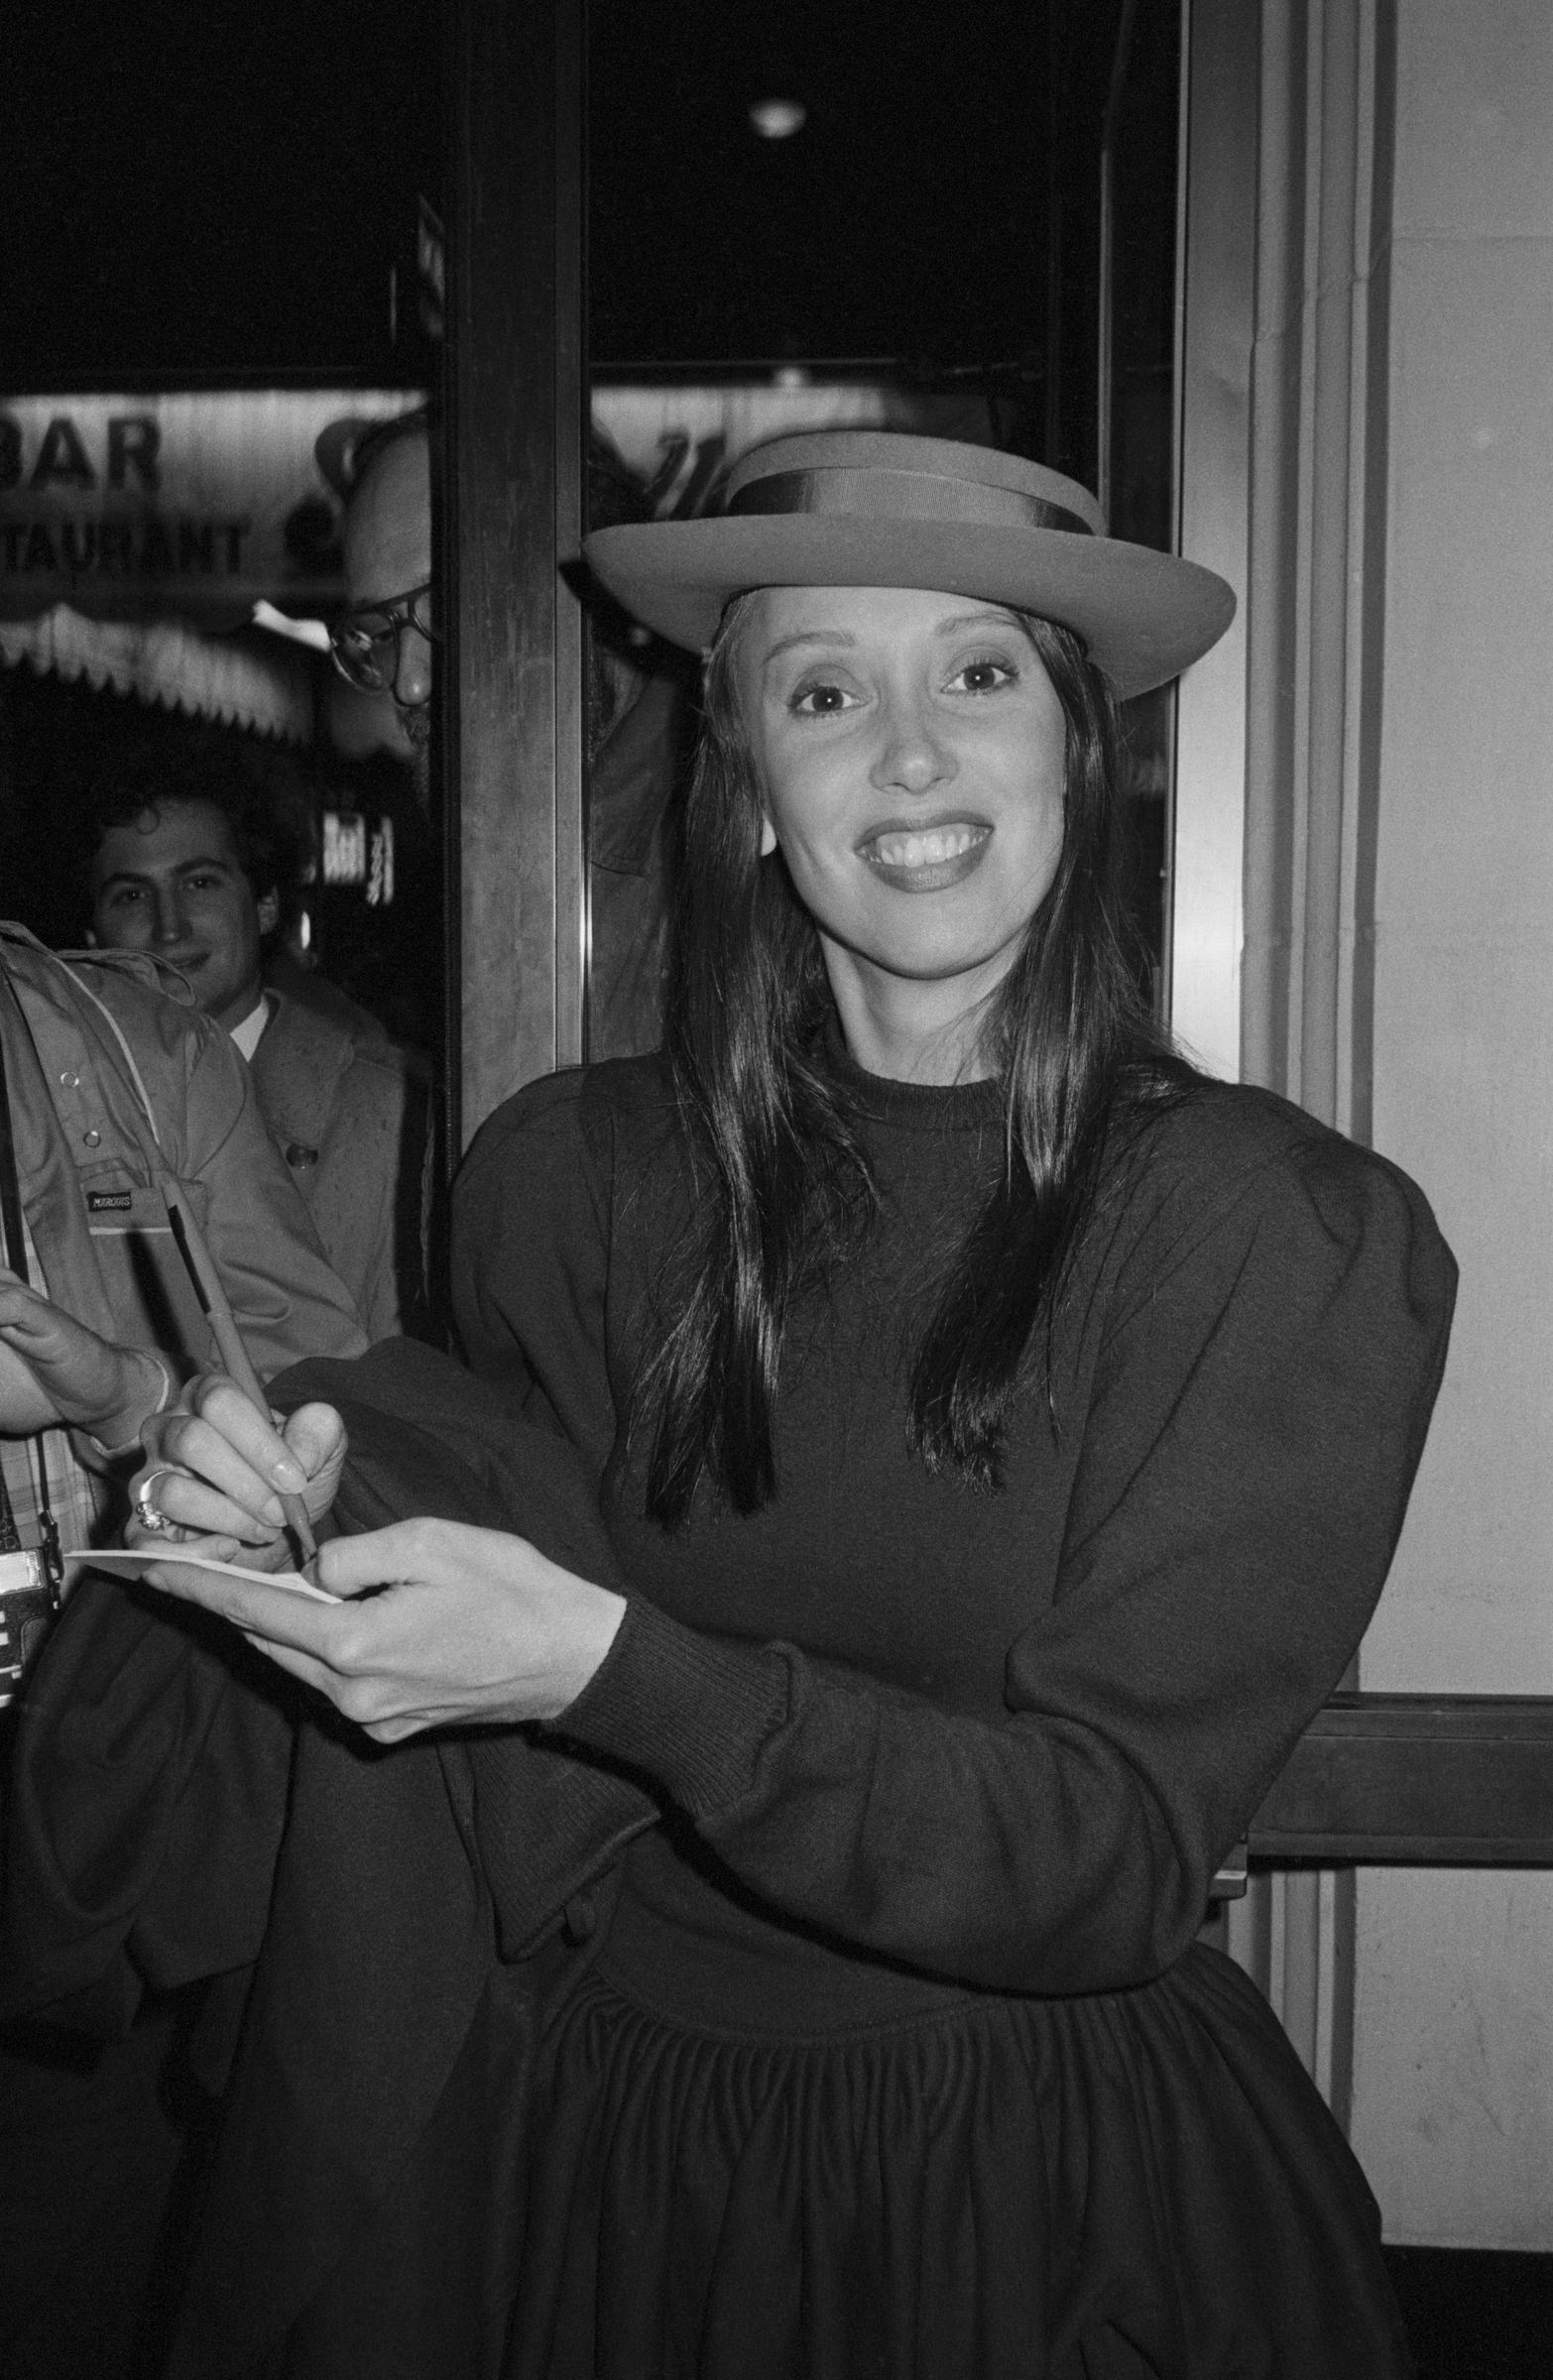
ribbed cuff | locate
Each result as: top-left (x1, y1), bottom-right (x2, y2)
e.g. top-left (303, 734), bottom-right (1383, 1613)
top-left (554, 1596), bottom-right (792, 1819)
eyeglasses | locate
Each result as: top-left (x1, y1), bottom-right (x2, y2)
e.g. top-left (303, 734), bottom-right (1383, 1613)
top-left (328, 583), bottom-right (438, 696)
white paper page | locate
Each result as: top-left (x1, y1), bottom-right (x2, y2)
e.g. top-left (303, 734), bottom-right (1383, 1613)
top-left (63, 1547), bottom-right (338, 1604)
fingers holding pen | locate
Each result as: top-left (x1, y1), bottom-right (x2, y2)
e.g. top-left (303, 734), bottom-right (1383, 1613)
top-left (133, 1378), bottom-right (347, 1550)
top-left (138, 1412), bottom-right (296, 1542)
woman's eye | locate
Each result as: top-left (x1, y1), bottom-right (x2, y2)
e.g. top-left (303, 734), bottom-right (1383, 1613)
top-left (949, 656), bottom-right (1016, 693)
top-left (790, 681), bottom-right (859, 716)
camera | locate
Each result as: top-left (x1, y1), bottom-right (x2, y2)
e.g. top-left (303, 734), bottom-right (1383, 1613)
top-left (0, 1547), bottom-right (61, 1707)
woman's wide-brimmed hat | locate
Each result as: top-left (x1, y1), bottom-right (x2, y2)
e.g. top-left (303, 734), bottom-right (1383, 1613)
top-left (584, 429), bottom-right (1236, 700)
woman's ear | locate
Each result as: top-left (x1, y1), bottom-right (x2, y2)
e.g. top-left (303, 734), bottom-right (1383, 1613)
top-left (257, 888), bottom-right (282, 935)
top-left (759, 816), bottom-right (777, 859)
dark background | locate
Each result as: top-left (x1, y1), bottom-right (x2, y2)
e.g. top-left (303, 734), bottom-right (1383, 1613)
top-left (2, 0), bottom-right (1175, 494)
top-left (0, 0), bottom-right (1179, 1028)
top-left (1, 1), bottom-right (439, 388)
top-left (3, 7), bottom-right (1550, 2361)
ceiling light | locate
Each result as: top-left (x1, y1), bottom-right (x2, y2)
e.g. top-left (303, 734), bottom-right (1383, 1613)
top-left (750, 98), bottom-right (806, 140)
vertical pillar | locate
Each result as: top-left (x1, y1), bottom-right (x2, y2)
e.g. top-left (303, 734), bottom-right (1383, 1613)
top-left (445, 0), bottom-right (586, 1151)
top-left (1349, 0), bottom-right (1553, 2244)
top-left (1171, 0), bottom-right (1257, 1078)
top-left (1241, 0), bottom-right (1392, 1139)
top-left (1228, 0), bottom-right (1396, 2123)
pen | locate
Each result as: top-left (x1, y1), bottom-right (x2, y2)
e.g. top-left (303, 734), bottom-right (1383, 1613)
top-left (160, 1180), bottom-right (319, 1571)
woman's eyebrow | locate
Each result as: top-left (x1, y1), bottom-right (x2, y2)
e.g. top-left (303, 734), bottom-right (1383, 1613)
top-left (761, 611), bottom-right (1027, 668)
top-left (933, 609), bottom-right (1032, 640)
top-left (760, 629), bottom-right (860, 667)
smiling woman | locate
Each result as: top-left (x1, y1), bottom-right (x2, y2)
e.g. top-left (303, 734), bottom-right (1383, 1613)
top-left (118, 430), bottom-right (1453, 2379)
top-left (738, 585), bottom-right (1068, 1078)
top-left (605, 442), bottom-right (1200, 1515)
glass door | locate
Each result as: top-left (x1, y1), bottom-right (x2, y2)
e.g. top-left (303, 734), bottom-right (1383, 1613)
top-left (443, 1), bottom-right (1186, 1140)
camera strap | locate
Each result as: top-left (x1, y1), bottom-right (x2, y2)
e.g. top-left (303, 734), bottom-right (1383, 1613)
top-left (0, 999), bottom-right (63, 1588)
top-left (0, 1436), bottom-right (19, 1554)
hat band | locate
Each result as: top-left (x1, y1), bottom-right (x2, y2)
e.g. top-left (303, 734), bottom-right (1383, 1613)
top-left (728, 465), bottom-right (1094, 538)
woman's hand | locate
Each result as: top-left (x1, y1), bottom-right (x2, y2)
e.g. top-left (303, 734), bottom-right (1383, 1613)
top-left (0, 1266), bottom-right (166, 1441)
top-left (129, 1374), bottom-right (347, 1569)
top-left (137, 1517), bottom-right (627, 1741)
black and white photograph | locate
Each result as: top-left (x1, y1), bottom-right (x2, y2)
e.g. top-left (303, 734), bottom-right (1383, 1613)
top-left (0, 5), bottom-right (1549, 2375)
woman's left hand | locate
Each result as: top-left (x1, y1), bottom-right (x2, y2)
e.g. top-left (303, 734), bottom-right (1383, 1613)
top-left (141, 1517), bottom-right (628, 1743)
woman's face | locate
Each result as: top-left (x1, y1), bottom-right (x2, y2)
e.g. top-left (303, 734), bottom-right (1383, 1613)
top-left (739, 584), bottom-right (1067, 1054)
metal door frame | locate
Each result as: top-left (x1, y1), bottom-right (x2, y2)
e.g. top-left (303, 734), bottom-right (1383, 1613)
top-left (444, 0), bottom-right (586, 1155)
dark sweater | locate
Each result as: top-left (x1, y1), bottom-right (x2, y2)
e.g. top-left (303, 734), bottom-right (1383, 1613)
top-left (451, 1049), bottom-right (1456, 1994)
top-left (3, 1050), bottom-right (1456, 2375)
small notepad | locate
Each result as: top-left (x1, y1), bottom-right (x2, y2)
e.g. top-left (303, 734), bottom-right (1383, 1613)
top-left (64, 1547), bottom-right (338, 1604)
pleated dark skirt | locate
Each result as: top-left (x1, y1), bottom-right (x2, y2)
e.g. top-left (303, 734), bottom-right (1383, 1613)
top-left (506, 1842), bottom-right (1413, 2380)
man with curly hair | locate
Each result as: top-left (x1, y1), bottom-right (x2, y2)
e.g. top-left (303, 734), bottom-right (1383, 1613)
top-left (79, 726), bottom-right (432, 1342)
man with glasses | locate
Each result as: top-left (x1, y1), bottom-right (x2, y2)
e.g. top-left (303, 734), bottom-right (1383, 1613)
top-left (331, 409), bottom-right (695, 1061)
top-left (331, 413), bottom-right (436, 805)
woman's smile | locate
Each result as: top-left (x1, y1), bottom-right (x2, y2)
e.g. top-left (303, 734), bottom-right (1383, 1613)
top-left (740, 584), bottom-right (1067, 1076)
top-left (857, 815), bottom-right (994, 890)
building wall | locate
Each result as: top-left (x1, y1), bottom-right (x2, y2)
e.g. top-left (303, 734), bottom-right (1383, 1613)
top-left (1352, 0), bottom-right (1553, 2246)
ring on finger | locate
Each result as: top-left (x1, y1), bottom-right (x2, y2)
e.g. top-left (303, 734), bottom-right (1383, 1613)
top-left (134, 1470), bottom-right (177, 1534)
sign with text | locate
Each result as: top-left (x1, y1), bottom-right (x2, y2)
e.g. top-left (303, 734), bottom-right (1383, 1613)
top-left (0, 389), bottom-right (423, 630)
top-left (592, 381), bottom-right (995, 521)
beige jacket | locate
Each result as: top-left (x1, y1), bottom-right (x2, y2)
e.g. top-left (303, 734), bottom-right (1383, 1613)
top-left (1, 924), bottom-right (367, 1427)
top-left (247, 988), bottom-right (432, 1343)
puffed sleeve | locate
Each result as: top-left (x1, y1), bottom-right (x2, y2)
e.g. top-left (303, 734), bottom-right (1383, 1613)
top-left (450, 1067), bottom-right (626, 1475)
top-left (552, 1122), bottom-right (1457, 1994)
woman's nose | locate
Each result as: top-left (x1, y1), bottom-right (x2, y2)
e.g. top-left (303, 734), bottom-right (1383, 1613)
top-left (869, 692), bottom-right (954, 794)
top-left (152, 887), bottom-right (185, 943)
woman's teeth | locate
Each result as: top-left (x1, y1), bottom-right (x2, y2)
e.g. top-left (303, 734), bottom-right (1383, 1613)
top-left (865, 824), bottom-right (987, 869)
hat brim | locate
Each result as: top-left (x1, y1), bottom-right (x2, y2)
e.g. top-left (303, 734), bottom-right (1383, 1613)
top-left (584, 517), bottom-right (1236, 700)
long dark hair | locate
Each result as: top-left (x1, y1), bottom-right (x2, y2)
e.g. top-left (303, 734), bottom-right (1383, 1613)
top-left (643, 593), bottom-right (1176, 1527)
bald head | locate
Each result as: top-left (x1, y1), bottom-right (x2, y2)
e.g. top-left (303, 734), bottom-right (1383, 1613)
top-left (344, 424), bottom-right (431, 612)
top-left (341, 423), bottom-right (434, 788)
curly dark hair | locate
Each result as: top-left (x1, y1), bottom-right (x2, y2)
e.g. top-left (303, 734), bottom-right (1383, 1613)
top-left (72, 720), bottom-right (315, 936)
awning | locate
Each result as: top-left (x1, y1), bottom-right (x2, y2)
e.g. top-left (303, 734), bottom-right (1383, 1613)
top-left (0, 603), bottom-right (313, 743)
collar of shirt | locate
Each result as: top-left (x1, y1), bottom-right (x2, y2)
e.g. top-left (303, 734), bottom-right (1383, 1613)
top-left (229, 995), bottom-right (272, 1064)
